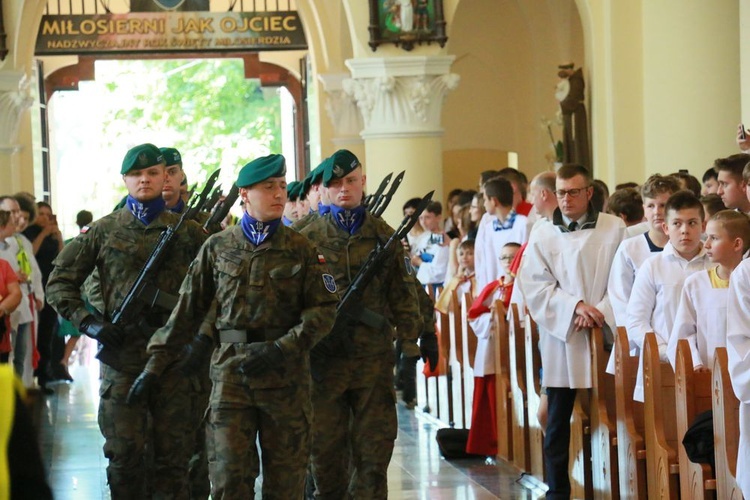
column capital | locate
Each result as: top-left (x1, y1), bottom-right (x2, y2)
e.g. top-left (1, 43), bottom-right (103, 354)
top-left (318, 72), bottom-right (364, 144)
top-left (343, 56), bottom-right (459, 140)
top-left (0, 71), bottom-right (33, 148)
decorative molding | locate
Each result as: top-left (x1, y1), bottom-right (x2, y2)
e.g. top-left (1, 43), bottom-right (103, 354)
top-left (319, 73), bottom-right (364, 141)
top-left (342, 57), bottom-right (459, 139)
top-left (0, 71), bottom-right (33, 148)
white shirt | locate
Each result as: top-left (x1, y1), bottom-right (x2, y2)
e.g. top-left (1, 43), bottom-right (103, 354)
top-left (666, 269), bottom-right (728, 370)
top-left (520, 212), bottom-right (626, 388)
top-left (0, 235), bottom-right (44, 326)
top-left (627, 242), bottom-right (710, 401)
top-left (475, 211), bottom-right (528, 290)
top-left (468, 286), bottom-right (502, 377)
top-left (626, 221), bottom-right (649, 238)
top-left (726, 260), bottom-right (750, 497)
top-left (413, 231), bottom-right (450, 285)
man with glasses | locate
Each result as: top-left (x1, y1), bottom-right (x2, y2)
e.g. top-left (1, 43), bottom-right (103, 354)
top-left (520, 164), bottom-right (625, 499)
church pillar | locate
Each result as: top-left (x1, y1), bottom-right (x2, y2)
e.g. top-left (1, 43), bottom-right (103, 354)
top-left (318, 73), bottom-right (365, 166)
top-left (0, 71), bottom-right (34, 192)
top-left (344, 56), bottom-right (459, 225)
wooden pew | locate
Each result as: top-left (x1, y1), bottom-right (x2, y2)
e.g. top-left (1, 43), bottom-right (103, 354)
top-left (508, 304), bottom-right (530, 472)
top-left (615, 327), bottom-right (647, 499)
top-left (492, 300), bottom-right (513, 462)
top-left (460, 292), bottom-right (477, 427)
top-left (524, 311), bottom-right (545, 482)
top-left (643, 332), bottom-right (680, 499)
top-left (569, 389), bottom-right (592, 500)
top-left (674, 339), bottom-right (716, 499)
top-left (447, 290), bottom-right (469, 428)
top-left (430, 288), bottom-right (456, 427)
top-left (712, 347), bottom-right (744, 499)
top-left (590, 327), bottom-right (619, 499)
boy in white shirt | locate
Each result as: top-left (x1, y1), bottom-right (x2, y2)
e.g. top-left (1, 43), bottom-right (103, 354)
top-left (608, 175), bottom-right (680, 329)
top-left (474, 178), bottom-right (528, 290)
top-left (626, 191), bottom-right (710, 402)
top-left (667, 210), bottom-right (750, 370)
top-left (411, 201), bottom-right (450, 288)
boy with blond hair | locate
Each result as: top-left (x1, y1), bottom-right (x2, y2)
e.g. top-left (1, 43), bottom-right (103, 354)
top-left (626, 191), bottom-right (710, 402)
top-left (667, 210), bottom-right (750, 370)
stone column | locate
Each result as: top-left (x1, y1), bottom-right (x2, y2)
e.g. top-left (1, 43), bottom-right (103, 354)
top-left (319, 73), bottom-right (365, 163)
top-left (343, 56), bottom-right (459, 225)
top-left (0, 71), bottom-right (33, 191)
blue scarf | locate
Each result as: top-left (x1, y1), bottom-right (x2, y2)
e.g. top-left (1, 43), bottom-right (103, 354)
top-left (126, 195), bottom-right (165, 226)
top-left (282, 215), bottom-right (294, 227)
top-left (492, 211), bottom-right (518, 231)
top-left (167, 198), bottom-right (185, 214)
top-left (318, 202), bottom-right (331, 216)
top-left (241, 212), bottom-right (281, 246)
top-left (330, 205), bottom-right (365, 235)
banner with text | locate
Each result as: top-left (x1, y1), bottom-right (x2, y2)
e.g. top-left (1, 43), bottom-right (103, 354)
top-left (36, 11), bottom-right (307, 55)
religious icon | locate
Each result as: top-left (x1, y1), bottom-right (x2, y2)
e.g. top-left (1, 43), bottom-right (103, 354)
top-left (556, 63), bottom-right (591, 172)
top-left (369, 0), bottom-right (447, 51)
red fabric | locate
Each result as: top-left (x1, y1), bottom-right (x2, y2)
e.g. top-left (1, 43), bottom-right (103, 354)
top-left (422, 330), bottom-right (443, 378)
top-left (500, 281), bottom-right (514, 309)
top-left (466, 375), bottom-right (497, 456)
top-left (0, 259), bottom-right (17, 353)
top-left (516, 200), bottom-right (533, 217)
top-left (508, 242), bottom-right (528, 278)
top-left (468, 280), bottom-right (500, 320)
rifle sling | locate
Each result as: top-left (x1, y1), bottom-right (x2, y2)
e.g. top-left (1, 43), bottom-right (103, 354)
top-left (138, 283), bottom-right (179, 311)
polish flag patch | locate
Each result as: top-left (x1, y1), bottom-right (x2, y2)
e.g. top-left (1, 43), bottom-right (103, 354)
top-left (80, 226), bottom-right (91, 234)
top-left (318, 254), bottom-right (326, 264)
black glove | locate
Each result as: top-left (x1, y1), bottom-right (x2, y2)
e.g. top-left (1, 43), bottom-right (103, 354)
top-left (79, 315), bottom-right (125, 349)
top-left (126, 371), bottom-right (157, 406)
top-left (178, 334), bottom-right (214, 375)
top-left (238, 342), bottom-right (284, 377)
top-left (419, 331), bottom-right (439, 372)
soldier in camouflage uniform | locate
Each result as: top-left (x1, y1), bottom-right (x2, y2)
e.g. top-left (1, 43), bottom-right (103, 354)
top-left (300, 149), bottom-right (424, 499)
top-left (131, 154), bottom-right (339, 499)
top-left (46, 143), bottom-right (207, 499)
top-left (293, 158), bottom-right (331, 232)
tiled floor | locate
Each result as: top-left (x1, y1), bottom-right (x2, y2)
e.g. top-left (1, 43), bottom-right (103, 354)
top-left (38, 363), bottom-right (538, 499)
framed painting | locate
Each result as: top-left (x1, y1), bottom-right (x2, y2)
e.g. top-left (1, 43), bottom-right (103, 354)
top-left (368, 0), bottom-right (447, 52)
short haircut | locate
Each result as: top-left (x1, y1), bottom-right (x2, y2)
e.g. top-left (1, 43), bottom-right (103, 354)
top-left (591, 182), bottom-right (607, 212)
top-left (484, 178), bottom-right (514, 207)
top-left (593, 179), bottom-right (610, 198)
top-left (425, 201), bottom-right (442, 216)
top-left (498, 167), bottom-right (528, 197)
top-left (456, 189), bottom-right (477, 207)
top-left (713, 153), bottom-right (750, 181)
top-left (502, 242), bottom-right (522, 251)
top-left (641, 174), bottom-right (680, 200)
top-left (700, 194), bottom-right (726, 219)
top-left (447, 189), bottom-right (463, 202)
top-left (607, 188), bottom-right (644, 224)
top-left (533, 172), bottom-right (556, 192)
top-left (702, 167), bottom-right (718, 183)
top-left (458, 239), bottom-right (475, 252)
top-left (402, 197), bottom-right (422, 213)
top-left (710, 210), bottom-right (750, 253)
top-left (0, 210), bottom-right (11, 227)
top-left (13, 194), bottom-right (36, 221)
top-left (742, 161), bottom-right (750, 183)
top-left (480, 170), bottom-right (499, 185)
top-left (671, 172), bottom-right (701, 197)
top-left (36, 201), bottom-right (51, 210)
top-left (556, 164), bottom-right (592, 184)
top-left (615, 182), bottom-right (639, 190)
top-left (665, 190), bottom-right (705, 221)
top-left (76, 210), bottom-right (93, 229)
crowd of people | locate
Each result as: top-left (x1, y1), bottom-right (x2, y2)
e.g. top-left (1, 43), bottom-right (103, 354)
top-left (5, 132), bottom-right (750, 499)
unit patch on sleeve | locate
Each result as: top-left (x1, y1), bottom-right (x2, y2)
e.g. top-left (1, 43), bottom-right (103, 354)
top-left (322, 274), bottom-right (337, 293)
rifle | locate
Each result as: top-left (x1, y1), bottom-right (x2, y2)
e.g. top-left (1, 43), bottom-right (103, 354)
top-left (326, 190), bottom-right (434, 353)
top-left (202, 186), bottom-right (223, 214)
top-left (371, 170), bottom-right (405, 218)
top-left (366, 172), bottom-right (393, 212)
top-left (203, 183), bottom-right (239, 233)
top-left (95, 171), bottom-right (219, 370)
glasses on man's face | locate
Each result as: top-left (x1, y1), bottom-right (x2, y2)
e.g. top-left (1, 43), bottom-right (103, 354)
top-left (555, 186), bottom-right (590, 199)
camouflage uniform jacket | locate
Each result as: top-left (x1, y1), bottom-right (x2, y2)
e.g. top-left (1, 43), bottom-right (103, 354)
top-left (46, 208), bottom-right (207, 374)
top-left (300, 212), bottom-right (422, 358)
top-left (291, 211), bottom-right (320, 232)
top-left (146, 223), bottom-right (339, 387)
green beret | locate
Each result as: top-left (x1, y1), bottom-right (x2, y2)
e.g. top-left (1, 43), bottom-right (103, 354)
top-left (159, 147), bottom-right (182, 167)
top-left (121, 143), bottom-right (165, 175)
top-left (301, 158), bottom-right (329, 197)
top-left (236, 154), bottom-right (287, 188)
top-left (287, 181), bottom-right (302, 202)
top-left (323, 150), bottom-right (361, 187)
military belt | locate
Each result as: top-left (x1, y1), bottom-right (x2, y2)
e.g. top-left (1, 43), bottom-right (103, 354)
top-left (218, 328), bottom-right (288, 343)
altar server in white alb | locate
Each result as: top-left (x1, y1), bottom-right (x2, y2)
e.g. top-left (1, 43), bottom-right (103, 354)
top-left (667, 210), bottom-right (750, 370)
top-left (626, 191), bottom-right (710, 402)
top-left (726, 242), bottom-right (750, 498)
top-left (520, 164), bottom-right (625, 499)
top-left (411, 202), bottom-right (451, 287)
top-left (474, 178), bottom-right (528, 290)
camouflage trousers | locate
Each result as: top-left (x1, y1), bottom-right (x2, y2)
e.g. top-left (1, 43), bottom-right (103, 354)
top-left (98, 366), bottom-right (193, 499)
top-left (206, 380), bottom-right (311, 499)
top-left (188, 365), bottom-right (211, 500)
top-left (311, 352), bottom-right (397, 499)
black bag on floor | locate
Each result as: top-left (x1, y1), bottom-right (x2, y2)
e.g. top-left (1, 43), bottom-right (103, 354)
top-left (436, 428), bottom-right (475, 460)
top-left (682, 409), bottom-right (715, 470)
